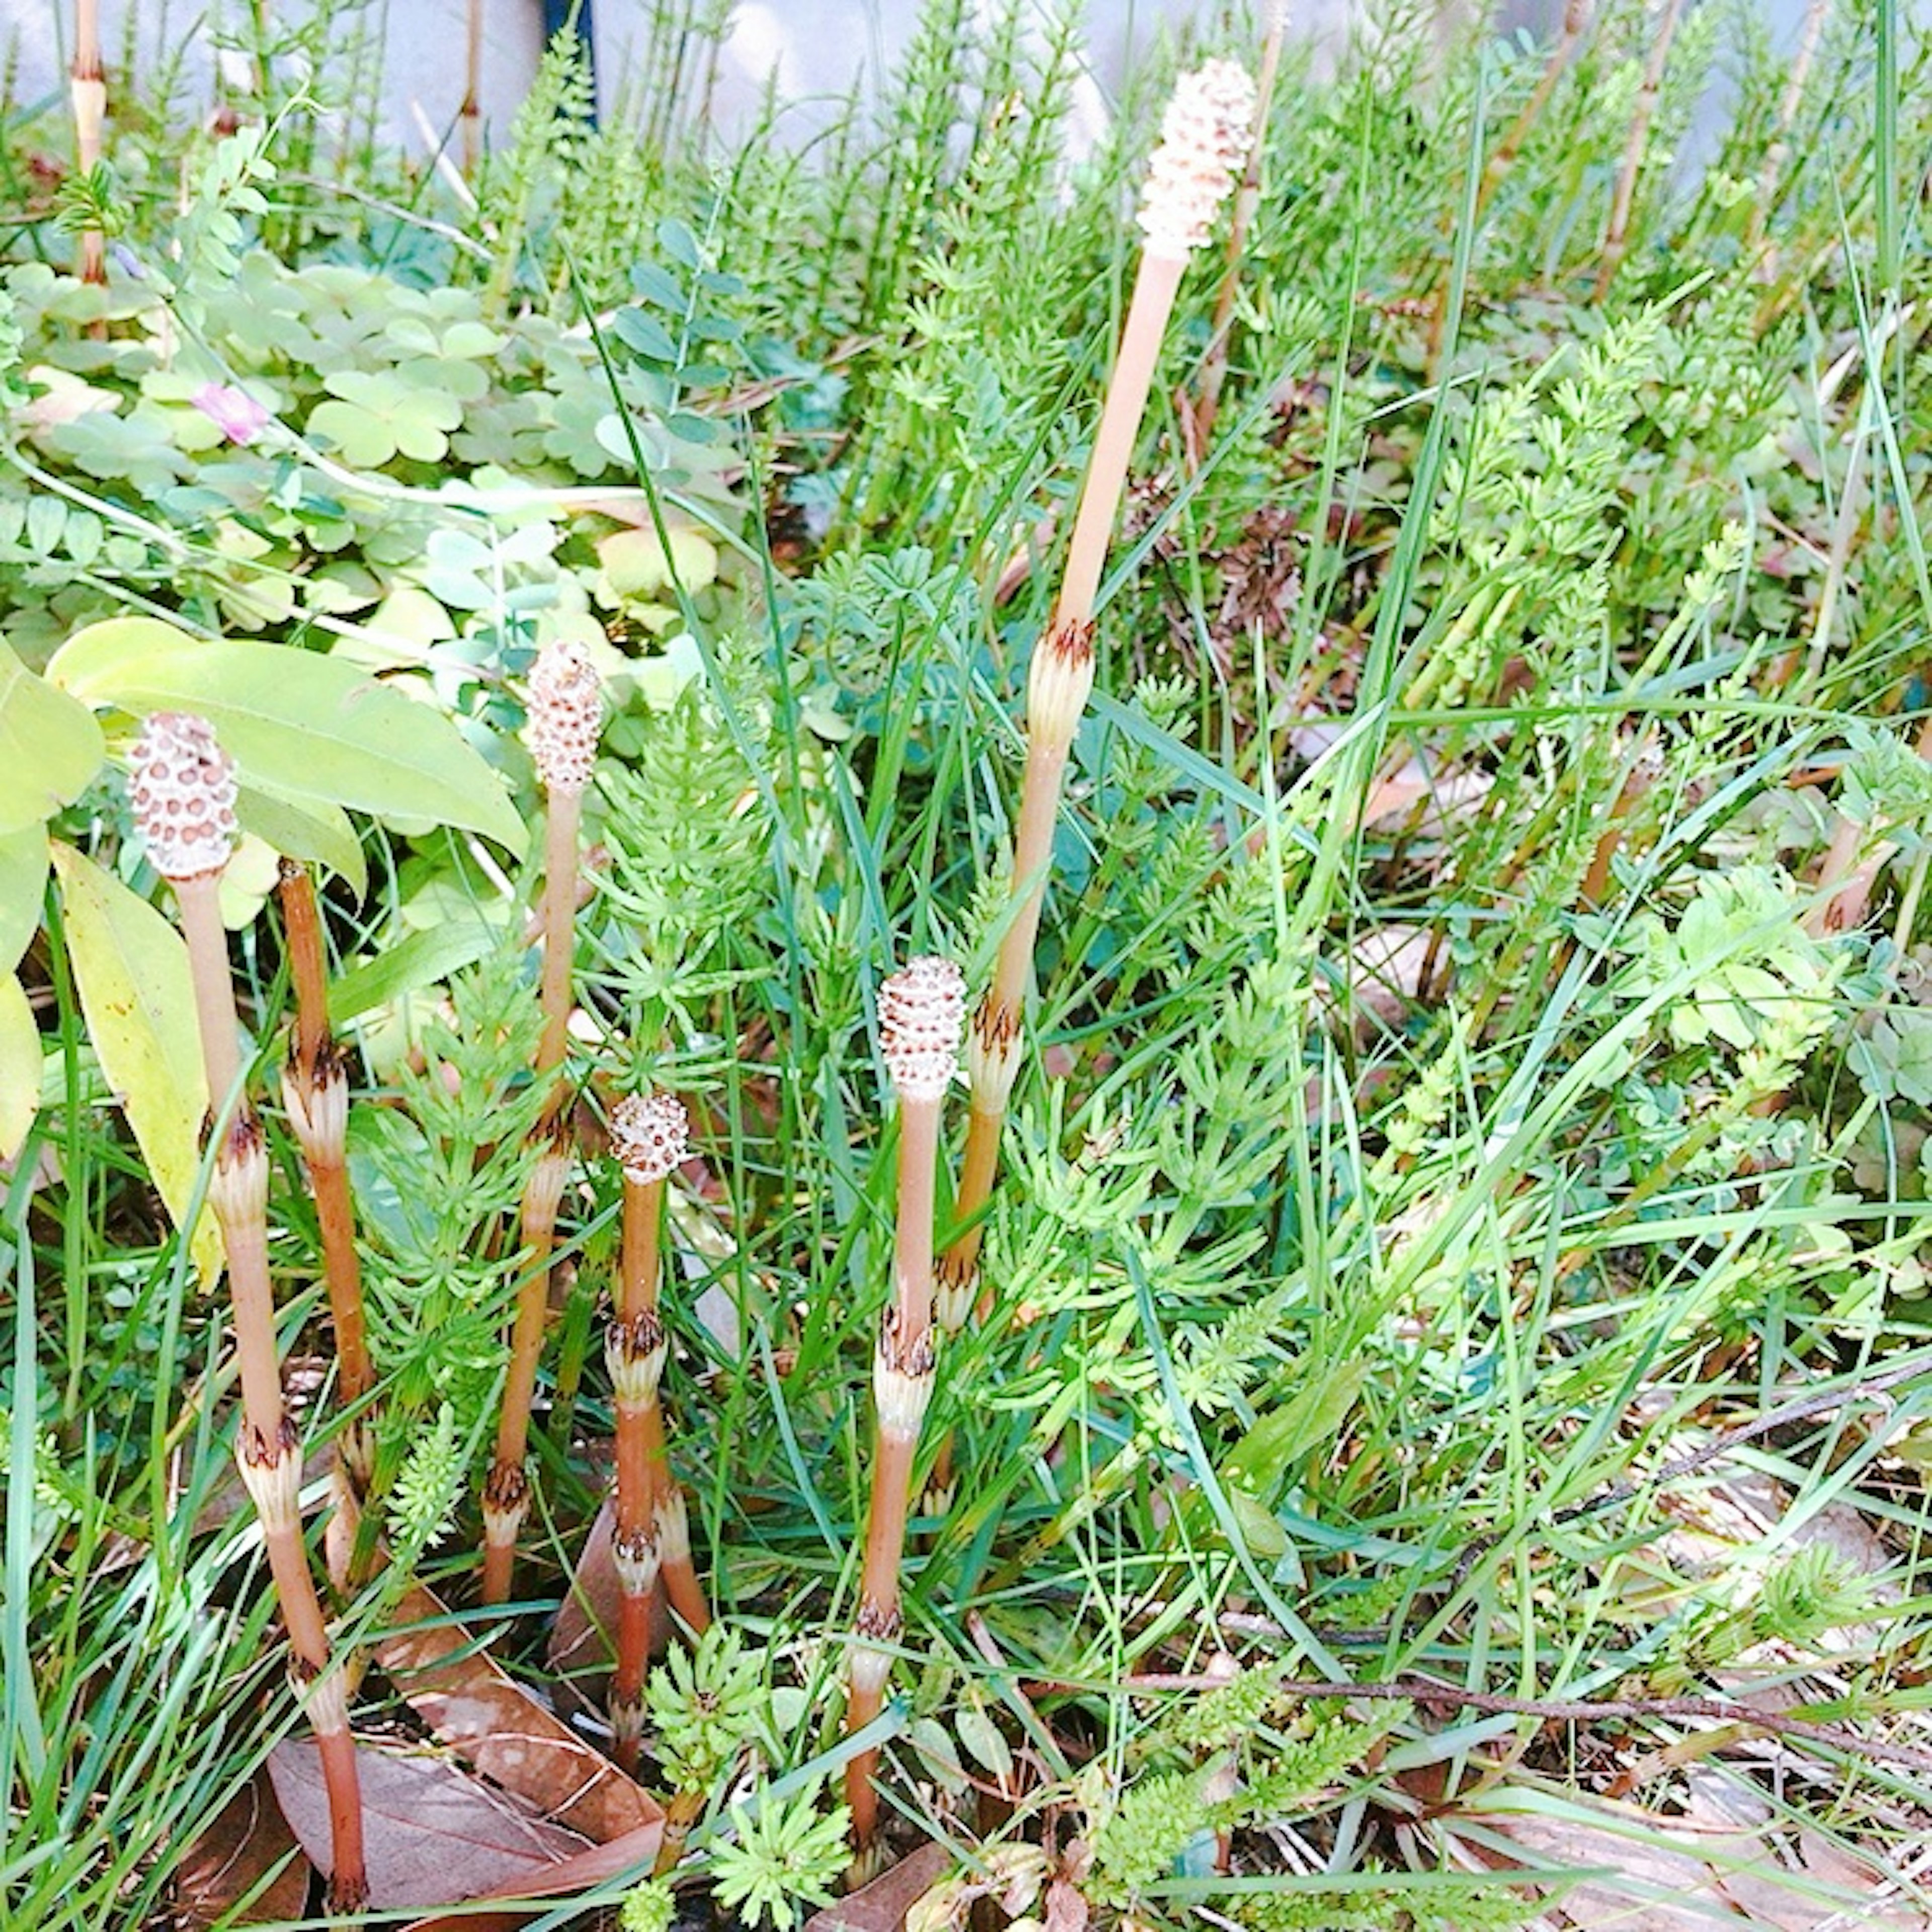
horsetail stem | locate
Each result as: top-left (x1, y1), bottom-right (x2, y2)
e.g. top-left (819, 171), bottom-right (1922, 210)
top-left (479, 639), bottom-right (604, 1604)
top-left (130, 712), bottom-right (368, 1914)
top-left (846, 957), bottom-right (963, 1850)
top-left (606, 1090), bottom-right (694, 1764)
top-left (937, 59), bottom-right (1254, 1315)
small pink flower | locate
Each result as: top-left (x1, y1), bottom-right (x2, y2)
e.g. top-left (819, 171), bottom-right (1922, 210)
top-left (190, 382), bottom-right (272, 446)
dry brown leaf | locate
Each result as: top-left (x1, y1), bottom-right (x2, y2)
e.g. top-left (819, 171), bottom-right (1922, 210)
top-left (327, 1484), bottom-right (662, 1848)
top-left (404, 1819), bottom-right (666, 1932)
top-left (267, 1738), bottom-right (589, 1910)
top-left (803, 1842), bottom-right (953, 1932)
top-left (1444, 1793), bottom-right (1928, 1930)
top-left (173, 1770), bottom-right (312, 1928)
top-left (371, 1573), bottom-right (660, 1844)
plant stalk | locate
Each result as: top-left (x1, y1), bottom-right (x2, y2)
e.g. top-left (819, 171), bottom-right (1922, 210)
top-left (938, 250), bottom-right (1185, 1306)
top-left (1192, 8), bottom-right (1285, 455)
top-left (71, 0), bottom-right (107, 285)
top-left (845, 1088), bottom-right (944, 1849)
top-left (177, 871), bottom-right (368, 1913)
top-left (1594, 0), bottom-right (1687, 298)
top-left (277, 863), bottom-right (374, 1423)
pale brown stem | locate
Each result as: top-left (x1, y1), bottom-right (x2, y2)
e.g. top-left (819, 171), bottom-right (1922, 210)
top-left (891, 1100), bottom-right (941, 1352)
top-left (177, 877), bottom-right (243, 1114)
top-left (640, 1403), bottom-right (710, 1635)
top-left (278, 860), bottom-right (330, 1074)
top-left (536, 787), bottom-right (584, 1094)
top-left (943, 1102), bottom-right (1002, 1323)
top-left (71, 0), bottom-right (106, 286)
top-left (652, 1788), bottom-right (705, 1877)
top-left (1484, 0), bottom-right (1592, 208)
top-left (310, 1157), bottom-right (373, 1406)
top-left (278, 864), bottom-right (373, 1411)
top-left (845, 1429), bottom-right (918, 1842)
top-left (612, 1172), bottom-right (666, 1708)
top-left (461, 0), bottom-right (484, 173)
top-left (480, 1150), bottom-right (567, 1605)
top-left (175, 873), bottom-right (366, 1911)
top-left (221, 1188), bottom-right (289, 1437)
top-left (1750, 0), bottom-right (1830, 249)
top-left (846, 1090), bottom-right (943, 1846)
top-left (620, 1172), bottom-right (665, 1320)
top-left (937, 255), bottom-right (1187, 1304)
top-left (1807, 812), bottom-right (1868, 936)
top-left (1056, 252), bottom-right (1186, 628)
top-left (1192, 8), bottom-right (1285, 453)
top-left (1577, 763), bottom-right (1654, 911)
top-left (1595, 0), bottom-right (1687, 299)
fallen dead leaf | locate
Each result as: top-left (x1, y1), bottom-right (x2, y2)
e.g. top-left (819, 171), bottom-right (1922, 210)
top-left (173, 1770), bottom-right (312, 1928)
top-left (803, 1842), bottom-right (953, 1932)
top-left (405, 1819), bottom-right (666, 1932)
top-left (1441, 1791), bottom-right (1930, 1930)
top-left (328, 1484), bottom-right (662, 1848)
top-left (267, 1738), bottom-right (590, 1910)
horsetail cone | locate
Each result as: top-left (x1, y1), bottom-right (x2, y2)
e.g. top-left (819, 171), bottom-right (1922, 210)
top-left (129, 712), bottom-right (239, 882)
top-left (878, 957), bottom-right (967, 1105)
top-left (527, 637), bottom-right (603, 795)
top-left (610, 1092), bottom-right (691, 1184)
top-left (1136, 59), bottom-right (1258, 262)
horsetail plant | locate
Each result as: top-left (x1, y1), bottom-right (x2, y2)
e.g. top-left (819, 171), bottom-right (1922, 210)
top-left (70, 0), bottom-right (106, 285)
top-left (846, 957), bottom-right (964, 1855)
top-left (936, 61), bottom-right (1254, 1318)
top-left (606, 1089), bottom-right (699, 1767)
top-left (129, 713), bottom-right (368, 1914)
top-left (481, 636), bottom-right (603, 1603)
top-left (278, 859), bottom-right (374, 1478)
top-left (1193, 8), bottom-right (1286, 454)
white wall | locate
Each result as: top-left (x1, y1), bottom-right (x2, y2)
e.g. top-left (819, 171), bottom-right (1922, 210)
top-left (3, 0), bottom-right (1840, 159)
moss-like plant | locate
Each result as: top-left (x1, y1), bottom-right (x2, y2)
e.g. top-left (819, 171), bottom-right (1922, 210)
top-left (845, 956), bottom-right (964, 1852)
top-left (481, 637), bottom-right (603, 1604)
top-left (128, 712), bottom-right (367, 1913)
top-left (936, 61), bottom-right (1255, 1325)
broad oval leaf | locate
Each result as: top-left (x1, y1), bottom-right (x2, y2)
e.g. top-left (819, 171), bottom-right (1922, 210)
top-left (0, 823), bottom-right (48, 977)
top-left (0, 637), bottom-right (106, 836)
top-left (0, 972), bottom-right (38, 1160)
top-left (236, 784), bottom-right (368, 899)
top-left (50, 843), bottom-right (222, 1282)
top-left (48, 619), bottom-right (526, 857)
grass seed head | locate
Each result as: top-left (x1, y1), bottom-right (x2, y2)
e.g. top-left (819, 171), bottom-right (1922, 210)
top-left (879, 956), bottom-right (965, 1103)
top-left (527, 637), bottom-right (604, 794)
top-left (129, 710), bottom-right (239, 883)
top-left (1137, 59), bottom-right (1257, 260)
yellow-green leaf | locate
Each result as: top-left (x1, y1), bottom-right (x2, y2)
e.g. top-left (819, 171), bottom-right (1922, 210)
top-left (0, 636), bottom-right (106, 835)
top-left (0, 972), bottom-right (38, 1160)
top-left (0, 823), bottom-right (48, 977)
top-left (51, 843), bottom-right (222, 1282)
top-left (597, 524), bottom-right (717, 600)
top-left (48, 618), bottom-right (526, 857)
top-left (236, 785), bottom-right (368, 899)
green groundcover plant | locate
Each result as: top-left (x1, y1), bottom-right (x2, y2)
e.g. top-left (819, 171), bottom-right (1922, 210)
top-left (4, 0), bottom-right (1932, 1927)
